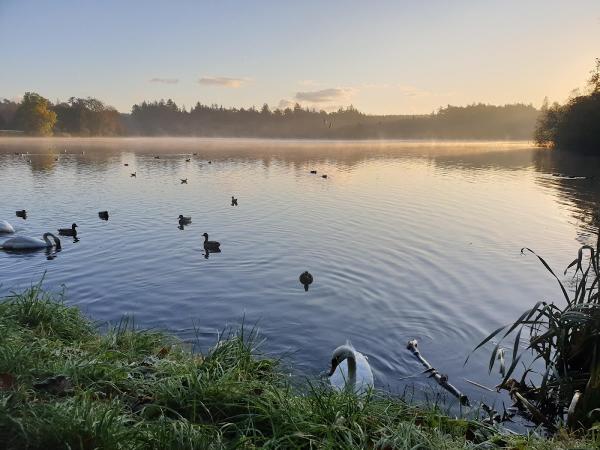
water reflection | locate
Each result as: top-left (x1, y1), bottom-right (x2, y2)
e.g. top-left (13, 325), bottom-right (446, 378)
top-left (533, 150), bottom-right (600, 239)
top-left (1, 137), bottom-right (600, 420)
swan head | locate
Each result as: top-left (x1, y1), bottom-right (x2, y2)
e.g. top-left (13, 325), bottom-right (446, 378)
top-left (328, 344), bottom-right (355, 377)
top-left (71, 223), bottom-right (78, 229)
top-left (178, 215), bottom-right (184, 220)
top-left (202, 233), bottom-right (209, 238)
top-left (43, 233), bottom-right (62, 250)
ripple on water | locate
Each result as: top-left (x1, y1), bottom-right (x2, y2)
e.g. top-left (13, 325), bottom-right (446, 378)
top-left (0, 140), bottom-right (598, 411)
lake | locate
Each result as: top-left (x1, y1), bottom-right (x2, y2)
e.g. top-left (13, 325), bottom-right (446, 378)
top-left (1, 137), bottom-right (599, 410)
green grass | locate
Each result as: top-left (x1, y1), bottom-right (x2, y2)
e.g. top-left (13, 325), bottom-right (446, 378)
top-left (0, 284), bottom-right (598, 449)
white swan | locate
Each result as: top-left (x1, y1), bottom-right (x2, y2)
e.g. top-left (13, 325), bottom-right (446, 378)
top-left (328, 343), bottom-right (374, 394)
top-left (1, 233), bottom-right (61, 250)
top-left (0, 220), bottom-right (15, 234)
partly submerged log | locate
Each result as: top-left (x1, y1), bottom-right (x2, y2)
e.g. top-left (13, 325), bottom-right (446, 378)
top-left (406, 339), bottom-right (470, 406)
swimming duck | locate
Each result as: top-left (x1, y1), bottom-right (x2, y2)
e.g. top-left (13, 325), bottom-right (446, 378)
top-left (299, 271), bottom-right (313, 291)
top-left (181, 179), bottom-right (188, 184)
top-left (0, 220), bottom-right (15, 234)
top-left (58, 223), bottom-right (78, 237)
top-left (16, 210), bottom-right (27, 219)
top-left (231, 196), bottom-right (238, 206)
top-left (178, 215), bottom-right (192, 225)
top-left (98, 211), bottom-right (109, 220)
top-left (185, 158), bottom-right (191, 162)
top-left (1, 233), bottom-right (61, 251)
top-left (322, 174), bottom-right (328, 179)
top-left (202, 233), bottom-right (221, 252)
top-left (124, 163), bottom-right (129, 166)
top-left (131, 172), bottom-right (137, 177)
top-left (310, 170), bottom-right (317, 174)
top-left (328, 344), bottom-right (374, 394)
top-left (154, 156), bottom-right (160, 159)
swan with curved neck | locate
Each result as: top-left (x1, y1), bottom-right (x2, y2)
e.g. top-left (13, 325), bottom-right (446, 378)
top-left (328, 344), bottom-right (374, 394)
top-left (1, 233), bottom-right (61, 251)
top-left (0, 220), bottom-right (15, 234)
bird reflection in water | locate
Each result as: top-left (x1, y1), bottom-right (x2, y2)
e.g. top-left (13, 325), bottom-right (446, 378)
top-left (46, 247), bottom-right (61, 260)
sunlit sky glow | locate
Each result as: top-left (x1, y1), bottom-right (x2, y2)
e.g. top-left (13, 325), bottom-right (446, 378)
top-left (1, 0), bottom-right (599, 114)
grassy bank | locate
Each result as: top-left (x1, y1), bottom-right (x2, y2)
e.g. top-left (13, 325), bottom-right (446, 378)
top-left (0, 285), bottom-right (597, 449)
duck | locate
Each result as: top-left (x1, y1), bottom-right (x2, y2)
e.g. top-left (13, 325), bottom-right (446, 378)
top-left (1, 233), bottom-right (61, 251)
top-left (193, 152), bottom-right (198, 156)
top-left (299, 271), bottom-right (313, 291)
top-left (208, 161), bottom-right (212, 164)
top-left (131, 172), bottom-right (137, 177)
top-left (322, 174), bottom-right (328, 179)
top-left (98, 211), bottom-right (109, 221)
top-left (181, 179), bottom-right (188, 184)
top-left (154, 156), bottom-right (160, 159)
top-left (16, 210), bottom-right (27, 219)
top-left (185, 158), bottom-right (191, 162)
top-left (0, 220), bottom-right (15, 234)
top-left (202, 233), bottom-right (221, 252)
top-left (124, 163), bottom-right (129, 166)
top-left (328, 344), bottom-right (374, 394)
top-left (231, 196), bottom-right (238, 206)
top-left (310, 170), bottom-right (317, 174)
top-left (178, 215), bottom-right (192, 225)
top-left (58, 223), bottom-right (78, 237)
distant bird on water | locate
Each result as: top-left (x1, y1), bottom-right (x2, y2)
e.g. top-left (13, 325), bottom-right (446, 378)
top-left (124, 163), bottom-right (129, 166)
top-left (185, 158), bottom-right (191, 162)
top-left (98, 211), bottom-right (109, 221)
top-left (310, 170), bottom-right (317, 174)
top-left (154, 156), bottom-right (160, 159)
top-left (131, 172), bottom-right (137, 177)
top-left (208, 161), bottom-right (212, 164)
top-left (322, 174), bottom-right (328, 179)
top-left (181, 178), bottom-right (188, 184)
top-left (202, 233), bottom-right (221, 252)
top-left (231, 196), bottom-right (238, 206)
top-left (299, 271), bottom-right (313, 291)
top-left (178, 215), bottom-right (192, 225)
top-left (58, 223), bottom-right (78, 237)
top-left (16, 210), bottom-right (27, 219)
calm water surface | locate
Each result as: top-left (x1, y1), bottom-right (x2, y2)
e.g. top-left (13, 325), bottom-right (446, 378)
top-left (1, 138), bottom-right (599, 410)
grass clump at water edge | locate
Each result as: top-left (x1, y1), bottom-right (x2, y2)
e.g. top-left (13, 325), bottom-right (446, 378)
top-left (0, 283), bottom-right (597, 449)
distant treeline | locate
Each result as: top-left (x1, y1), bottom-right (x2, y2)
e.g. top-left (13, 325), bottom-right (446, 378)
top-left (0, 93), bottom-right (539, 140)
top-left (535, 59), bottom-right (600, 154)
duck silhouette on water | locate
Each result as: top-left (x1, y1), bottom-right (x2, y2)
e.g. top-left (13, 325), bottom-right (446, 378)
top-left (58, 223), bottom-right (78, 237)
top-left (98, 211), bottom-right (109, 221)
top-left (203, 233), bottom-right (221, 258)
top-left (299, 271), bottom-right (313, 291)
top-left (178, 215), bottom-right (192, 227)
top-left (16, 210), bottom-right (27, 219)
top-left (231, 196), bottom-right (238, 206)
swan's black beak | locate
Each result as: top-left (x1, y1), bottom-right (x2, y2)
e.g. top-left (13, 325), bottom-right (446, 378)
top-left (327, 358), bottom-right (339, 377)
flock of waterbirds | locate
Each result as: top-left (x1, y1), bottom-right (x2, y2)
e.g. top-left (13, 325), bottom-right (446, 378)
top-left (1, 150), bottom-right (375, 393)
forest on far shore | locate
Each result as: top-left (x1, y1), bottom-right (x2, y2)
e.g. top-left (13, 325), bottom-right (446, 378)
top-left (0, 93), bottom-right (539, 140)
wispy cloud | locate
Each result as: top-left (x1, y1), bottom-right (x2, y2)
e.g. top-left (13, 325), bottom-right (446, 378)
top-left (396, 84), bottom-right (432, 97)
top-left (149, 78), bottom-right (179, 84)
top-left (198, 76), bottom-right (248, 88)
top-left (278, 99), bottom-right (295, 109)
top-left (295, 88), bottom-right (355, 103)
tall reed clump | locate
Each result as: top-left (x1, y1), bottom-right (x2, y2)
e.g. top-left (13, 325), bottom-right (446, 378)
top-left (474, 230), bottom-right (600, 429)
top-left (0, 281), bottom-right (598, 448)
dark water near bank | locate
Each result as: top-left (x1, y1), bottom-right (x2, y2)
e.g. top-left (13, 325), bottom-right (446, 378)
top-left (1, 138), bottom-right (599, 411)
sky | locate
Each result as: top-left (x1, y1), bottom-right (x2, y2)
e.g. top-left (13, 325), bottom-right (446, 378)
top-left (1, 0), bottom-right (599, 115)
